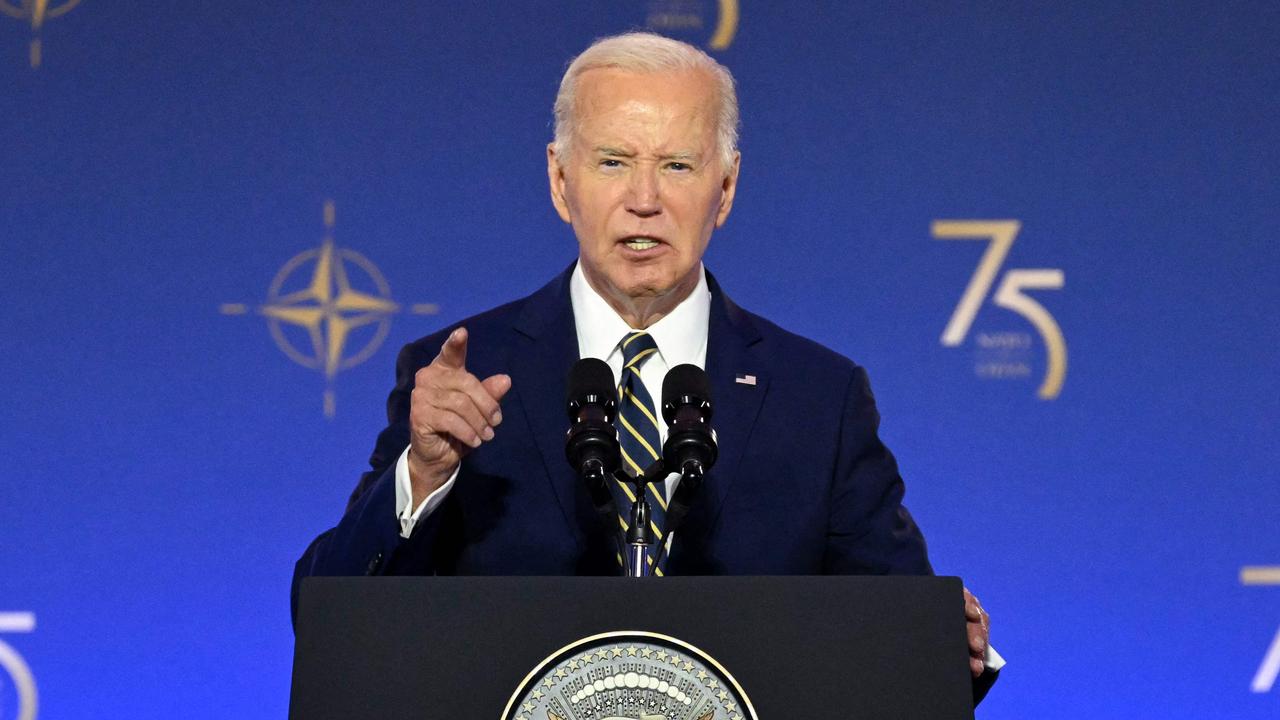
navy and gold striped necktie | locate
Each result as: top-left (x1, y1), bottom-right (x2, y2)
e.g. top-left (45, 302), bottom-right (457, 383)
top-left (614, 330), bottom-right (668, 574)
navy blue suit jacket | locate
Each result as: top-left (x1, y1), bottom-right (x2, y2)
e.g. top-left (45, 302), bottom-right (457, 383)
top-left (293, 265), bottom-right (931, 603)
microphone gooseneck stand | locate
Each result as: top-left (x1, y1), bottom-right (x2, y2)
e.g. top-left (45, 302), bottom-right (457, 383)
top-left (648, 461), bottom-right (704, 571)
top-left (619, 462), bottom-right (666, 577)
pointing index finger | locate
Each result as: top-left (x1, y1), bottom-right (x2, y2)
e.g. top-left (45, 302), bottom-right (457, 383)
top-left (436, 327), bottom-right (468, 369)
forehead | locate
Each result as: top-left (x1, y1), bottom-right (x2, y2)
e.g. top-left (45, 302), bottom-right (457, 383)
top-left (572, 68), bottom-right (718, 144)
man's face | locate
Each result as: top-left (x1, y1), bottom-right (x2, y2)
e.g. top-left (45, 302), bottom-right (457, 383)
top-left (548, 68), bottom-right (739, 316)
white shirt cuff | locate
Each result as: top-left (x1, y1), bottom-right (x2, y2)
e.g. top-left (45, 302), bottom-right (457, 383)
top-left (394, 446), bottom-right (459, 538)
top-left (984, 643), bottom-right (1006, 672)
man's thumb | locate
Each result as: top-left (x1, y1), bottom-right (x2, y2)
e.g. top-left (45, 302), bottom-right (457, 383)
top-left (481, 373), bottom-right (512, 402)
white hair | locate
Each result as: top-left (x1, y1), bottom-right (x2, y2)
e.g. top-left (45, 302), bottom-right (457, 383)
top-left (552, 32), bottom-right (740, 170)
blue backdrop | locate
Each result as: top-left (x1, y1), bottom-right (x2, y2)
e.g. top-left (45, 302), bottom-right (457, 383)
top-left (2, 2), bottom-right (1277, 717)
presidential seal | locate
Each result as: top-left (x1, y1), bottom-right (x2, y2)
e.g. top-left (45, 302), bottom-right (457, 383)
top-left (501, 631), bottom-right (757, 720)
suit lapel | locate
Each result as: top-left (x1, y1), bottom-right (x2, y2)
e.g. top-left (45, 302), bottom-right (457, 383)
top-left (506, 266), bottom-right (584, 534)
top-left (697, 273), bottom-right (769, 533)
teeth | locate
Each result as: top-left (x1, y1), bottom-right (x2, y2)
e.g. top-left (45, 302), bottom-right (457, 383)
top-left (624, 238), bottom-right (659, 250)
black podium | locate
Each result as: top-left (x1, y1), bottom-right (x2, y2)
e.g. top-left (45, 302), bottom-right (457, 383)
top-left (291, 576), bottom-right (974, 719)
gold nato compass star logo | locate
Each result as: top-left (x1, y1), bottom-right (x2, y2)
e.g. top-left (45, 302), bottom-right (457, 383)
top-left (1, 0), bottom-right (80, 68)
top-left (221, 200), bottom-right (438, 418)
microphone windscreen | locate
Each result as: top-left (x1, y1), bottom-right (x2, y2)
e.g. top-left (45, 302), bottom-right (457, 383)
top-left (662, 364), bottom-right (712, 406)
top-left (566, 357), bottom-right (616, 407)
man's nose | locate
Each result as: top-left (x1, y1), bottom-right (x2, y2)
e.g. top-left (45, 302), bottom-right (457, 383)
top-left (625, 166), bottom-right (661, 217)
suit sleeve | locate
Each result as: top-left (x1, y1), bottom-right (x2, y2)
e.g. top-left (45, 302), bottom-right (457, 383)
top-left (821, 367), bottom-right (1002, 703)
top-left (290, 340), bottom-right (449, 627)
top-left (345, 340), bottom-right (426, 510)
top-left (821, 365), bottom-right (933, 575)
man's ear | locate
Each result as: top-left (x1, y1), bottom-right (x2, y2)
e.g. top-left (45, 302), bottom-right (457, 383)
top-left (715, 151), bottom-right (741, 228)
top-left (547, 143), bottom-right (573, 224)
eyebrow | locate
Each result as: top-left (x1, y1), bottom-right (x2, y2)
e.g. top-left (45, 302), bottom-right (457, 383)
top-left (593, 146), bottom-right (700, 161)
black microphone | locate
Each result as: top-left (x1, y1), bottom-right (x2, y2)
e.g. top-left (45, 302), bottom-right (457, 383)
top-left (661, 364), bottom-right (717, 479)
top-left (653, 364), bottom-right (717, 571)
top-left (564, 358), bottom-right (621, 482)
top-left (565, 359), bottom-right (624, 562)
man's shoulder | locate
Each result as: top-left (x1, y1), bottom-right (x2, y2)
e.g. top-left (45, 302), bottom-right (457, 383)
top-left (396, 268), bottom-right (570, 364)
top-left (724, 293), bottom-right (864, 382)
top-left (724, 299), bottom-right (882, 424)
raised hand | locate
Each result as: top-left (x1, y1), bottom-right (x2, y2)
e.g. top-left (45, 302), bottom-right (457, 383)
top-left (406, 327), bottom-right (512, 507)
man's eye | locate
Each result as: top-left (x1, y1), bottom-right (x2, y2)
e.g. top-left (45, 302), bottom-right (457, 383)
top-left (600, 159), bottom-right (623, 168)
top-left (667, 162), bottom-right (691, 172)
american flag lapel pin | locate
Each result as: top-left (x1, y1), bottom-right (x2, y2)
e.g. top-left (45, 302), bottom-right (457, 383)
top-left (735, 373), bottom-right (757, 386)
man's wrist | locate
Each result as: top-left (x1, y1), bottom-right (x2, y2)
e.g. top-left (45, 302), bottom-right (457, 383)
top-left (406, 449), bottom-right (453, 509)
top-left (395, 447), bottom-right (461, 538)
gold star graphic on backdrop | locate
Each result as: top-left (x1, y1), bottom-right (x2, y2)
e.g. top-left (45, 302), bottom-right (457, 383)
top-left (260, 236), bottom-right (398, 381)
top-left (0, 0), bottom-right (80, 68)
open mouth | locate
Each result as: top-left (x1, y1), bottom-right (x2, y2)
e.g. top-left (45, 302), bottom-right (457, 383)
top-left (620, 236), bottom-right (663, 251)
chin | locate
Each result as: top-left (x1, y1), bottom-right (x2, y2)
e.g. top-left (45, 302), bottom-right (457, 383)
top-left (618, 275), bottom-right (679, 301)
top-left (602, 267), bottom-right (665, 294)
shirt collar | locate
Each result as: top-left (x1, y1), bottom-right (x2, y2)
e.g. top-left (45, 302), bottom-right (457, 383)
top-left (570, 261), bottom-right (710, 368)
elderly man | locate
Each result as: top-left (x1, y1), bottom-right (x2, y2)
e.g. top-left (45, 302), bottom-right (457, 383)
top-left (294, 31), bottom-right (999, 695)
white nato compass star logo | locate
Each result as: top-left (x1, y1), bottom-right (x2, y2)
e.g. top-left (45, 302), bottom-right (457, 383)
top-left (502, 631), bottom-right (756, 720)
